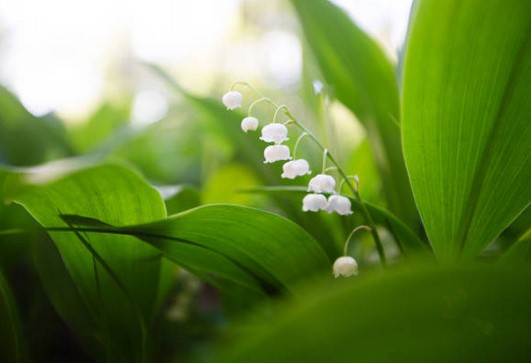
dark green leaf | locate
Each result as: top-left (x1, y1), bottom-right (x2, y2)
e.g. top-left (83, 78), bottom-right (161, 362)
top-left (0, 268), bottom-right (25, 363)
top-left (6, 164), bottom-right (169, 362)
top-left (217, 263), bottom-right (531, 363)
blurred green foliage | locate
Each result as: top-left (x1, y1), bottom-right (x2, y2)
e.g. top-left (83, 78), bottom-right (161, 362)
top-left (0, 0), bottom-right (529, 362)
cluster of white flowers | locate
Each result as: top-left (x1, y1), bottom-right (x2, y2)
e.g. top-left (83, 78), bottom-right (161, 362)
top-left (302, 173), bottom-right (352, 215)
top-left (223, 88), bottom-right (360, 278)
top-left (222, 89), bottom-right (353, 217)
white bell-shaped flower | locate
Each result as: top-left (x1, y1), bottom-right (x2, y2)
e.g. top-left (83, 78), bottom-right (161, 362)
top-left (241, 116), bottom-right (259, 132)
top-left (222, 91), bottom-right (243, 110)
top-left (264, 145), bottom-right (291, 163)
top-left (308, 174), bottom-right (336, 193)
top-left (260, 123), bottom-right (289, 144)
top-left (281, 159), bottom-right (311, 179)
top-left (302, 193), bottom-right (328, 212)
top-left (326, 195), bottom-right (353, 215)
top-left (332, 256), bottom-right (358, 278)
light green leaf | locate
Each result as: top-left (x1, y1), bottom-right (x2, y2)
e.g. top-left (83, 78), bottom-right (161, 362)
top-left (217, 263), bottom-right (531, 363)
top-left (5, 164), bottom-right (169, 362)
top-left (62, 204), bottom-right (331, 295)
top-left (402, 0), bottom-right (531, 260)
top-left (127, 205), bottom-right (330, 293)
top-left (0, 268), bottom-right (25, 363)
top-left (291, 0), bottom-right (418, 230)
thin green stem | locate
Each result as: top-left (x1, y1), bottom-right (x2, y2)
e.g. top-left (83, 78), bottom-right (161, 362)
top-left (282, 108), bottom-right (387, 266)
top-left (339, 175), bottom-right (359, 195)
top-left (273, 104), bottom-right (288, 124)
top-left (230, 81), bottom-right (266, 99)
top-left (292, 132), bottom-right (308, 159)
top-left (248, 97), bottom-right (276, 116)
top-left (344, 225), bottom-right (372, 256)
top-left (321, 149), bottom-right (328, 174)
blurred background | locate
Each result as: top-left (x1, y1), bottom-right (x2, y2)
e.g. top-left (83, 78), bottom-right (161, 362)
top-left (0, 0), bottom-right (411, 116)
top-left (0, 1), bottom-right (413, 361)
top-left (0, 0), bottom-right (412, 193)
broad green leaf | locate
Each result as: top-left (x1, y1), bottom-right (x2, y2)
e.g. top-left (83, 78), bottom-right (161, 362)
top-left (63, 204), bottom-right (331, 295)
top-left (217, 263), bottom-right (531, 363)
top-left (402, 0), bottom-right (531, 260)
top-left (0, 268), bottom-right (25, 363)
top-left (5, 164), bottom-right (169, 362)
top-left (0, 85), bottom-right (73, 166)
top-left (127, 205), bottom-right (330, 293)
top-left (291, 0), bottom-right (418, 230)
top-left (33, 235), bottom-right (104, 361)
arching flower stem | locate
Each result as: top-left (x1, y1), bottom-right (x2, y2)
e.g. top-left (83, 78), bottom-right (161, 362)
top-left (292, 132), bottom-right (309, 159)
top-left (247, 97), bottom-right (277, 116)
top-left (281, 107), bottom-right (387, 266)
top-left (344, 225), bottom-right (372, 256)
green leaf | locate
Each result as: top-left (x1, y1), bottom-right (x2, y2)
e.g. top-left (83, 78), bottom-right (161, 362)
top-left (0, 268), bottom-right (25, 363)
top-left (127, 205), bottom-right (330, 293)
top-left (0, 85), bottom-right (73, 166)
top-left (33, 235), bottom-right (104, 361)
top-left (62, 204), bottom-right (331, 295)
top-left (291, 0), bottom-right (418, 230)
top-left (217, 263), bottom-right (531, 363)
top-left (6, 164), bottom-right (169, 362)
top-left (157, 184), bottom-right (201, 215)
top-left (402, 0), bottom-right (531, 260)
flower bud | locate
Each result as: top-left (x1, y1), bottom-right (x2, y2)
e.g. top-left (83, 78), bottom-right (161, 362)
top-left (260, 123), bottom-right (289, 144)
top-left (222, 91), bottom-right (243, 110)
top-left (308, 174), bottom-right (336, 193)
top-left (326, 195), bottom-right (353, 215)
top-left (281, 159), bottom-right (311, 179)
top-left (241, 116), bottom-right (259, 132)
top-left (264, 145), bottom-right (291, 163)
top-left (332, 256), bottom-right (358, 278)
top-left (302, 193), bottom-right (327, 212)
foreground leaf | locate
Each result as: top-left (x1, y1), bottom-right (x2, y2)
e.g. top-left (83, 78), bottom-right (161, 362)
top-left (217, 263), bottom-right (531, 363)
top-left (402, 0), bottom-right (531, 259)
top-left (0, 269), bottom-right (24, 363)
top-left (62, 204), bottom-right (331, 296)
top-left (6, 164), bottom-right (169, 362)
